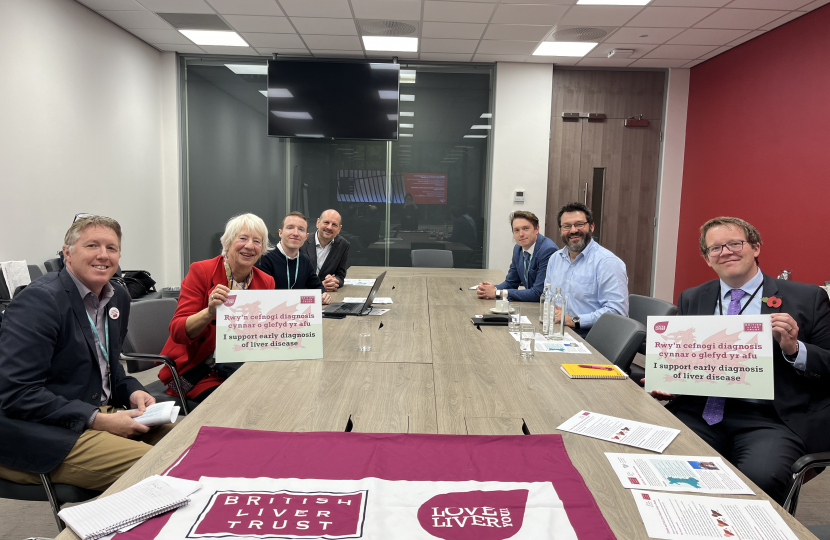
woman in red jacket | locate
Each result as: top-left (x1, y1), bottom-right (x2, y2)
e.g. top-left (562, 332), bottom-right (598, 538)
top-left (158, 213), bottom-right (275, 402)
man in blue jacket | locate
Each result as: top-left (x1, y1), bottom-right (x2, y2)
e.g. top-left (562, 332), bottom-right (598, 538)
top-left (476, 211), bottom-right (557, 302)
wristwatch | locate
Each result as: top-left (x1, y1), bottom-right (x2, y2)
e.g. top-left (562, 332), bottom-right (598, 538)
top-left (572, 315), bottom-right (581, 329)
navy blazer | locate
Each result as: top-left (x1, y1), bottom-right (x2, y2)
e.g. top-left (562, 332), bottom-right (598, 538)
top-left (496, 233), bottom-right (558, 302)
top-left (299, 233), bottom-right (350, 288)
top-left (0, 270), bottom-right (142, 474)
top-left (673, 273), bottom-right (830, 453)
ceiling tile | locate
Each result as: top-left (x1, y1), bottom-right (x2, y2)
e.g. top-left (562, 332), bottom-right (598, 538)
top-left (626, 7), bottom-right (716, 27)
top-left (366, 51), bottom-right (419, 58)
top-left (76, 0), bottom-right (145, 10)
top-left (529, 55), bottom-right (579, 65)
top-left (129, 28), bottom-right (193, 44)
top-left (726, 29), bottom-right (764, 46)
top-left (649, 0), bottom-right (728, 6)
top-left (255, 47), bottom-right (311, 55)
top-left (761, 11), bottom-right (807, 31)
top-left (423, 1), bottom-right (496, 23)
top-left (476, 40), bottom-right (538, 54)
top-left (697, 45), bottom-right (731, 60)
top-left (586, 42), bottom-right (657, 58)
top-left (422, 22), bottom-right (486, 39)
top-left (644, 44), bottom-right (717, 58)
top-left (242, 32), bottom-right (304, 47)
top-left (311, 50), bottom-right (366, 57)
top-left (577, 57), bottom-right (635, 67)
top-left (473, 54), bottom-right (528, 62)
top-left (99, 10), bottom-right (171, 29)
top-left (350, 0), bottom-right (423, 20)
top-left (483, 24), bottom-right (551, 40)
top-left (420, 38), bottom-right (479, 53)
top-left (198, 45), bottom-right (258, 54)
top-left (291, 17), bottom-right (357, 35)
top-left (490, 4), bottom-right (568, 25)
top-left (666, 28), bottom-right (748, 45)
top-left (136, 0), bottom-right (214, 13)
top-left (277, 0), bottom-right (353, 18)
top-left (694, 9), bottom-right (788, 29)
top-left (153, 43), bottom-right (205, 53)
top-left (206, 0), bottom-right (283, 15)
top-left (223, 15), bottom-right (294, 33)
top-left (302, 35), bottom-right (363, 50)
top-left (683, 59), bottom-right (706, 68)
top-left (728, 0), bottom-right (811, 8)
top-left (629, 58), bottom-right (691, 67)
top-left (798, 0), bottom-right (830, 10)
top-left (419, 52), bottom-right (474, 61)
top-left (606, 27), bottom-right (684, 44)
top-left (560, 6), bottom-right (642, 26)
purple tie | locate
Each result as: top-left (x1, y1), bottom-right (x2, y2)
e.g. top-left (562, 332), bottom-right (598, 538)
top-left (702, 289), bottom-right (747, 425)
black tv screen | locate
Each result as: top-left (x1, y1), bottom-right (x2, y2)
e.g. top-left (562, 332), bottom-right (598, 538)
top-left (267, 60), bottom-right (400, 141)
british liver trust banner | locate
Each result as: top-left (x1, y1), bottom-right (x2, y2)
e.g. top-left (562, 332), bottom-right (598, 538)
top-left (644, 315), bottom-right (773, 399)
top-left (117, 428), bottom-right (616, 540)
top-left (215, 290), bottom-right (323, 363)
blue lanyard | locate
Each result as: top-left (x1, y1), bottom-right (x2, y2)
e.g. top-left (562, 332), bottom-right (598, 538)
top-left (287, 257), bottom-right (300, 289)
top-left (86, 312), bottom-right (109, 364)
top-left (522, 252), bottom-right (532, 287)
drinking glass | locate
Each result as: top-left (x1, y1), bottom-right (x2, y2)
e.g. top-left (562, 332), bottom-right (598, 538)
top-left (508, 303), bottom-right (521, 332)
top-left (519, 324), bottom-right (535, 359)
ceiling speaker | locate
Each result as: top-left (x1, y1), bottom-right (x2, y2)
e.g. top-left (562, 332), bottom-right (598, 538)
top-left (550, 26), bottom-right (615, 42)
top-left (156, 13), bottom-right (230, 31)
top-left (358, 19), bottom-right (418, 37)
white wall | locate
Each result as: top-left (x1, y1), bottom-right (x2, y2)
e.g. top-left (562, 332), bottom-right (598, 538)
top-left (0, 0), bottom-right (180, 286)
top-left (651, 68), bottom-right (690, 302)
top-left (487, 63), bottom-right (553, 274)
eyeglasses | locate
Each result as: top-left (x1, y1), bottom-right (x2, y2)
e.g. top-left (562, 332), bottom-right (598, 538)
top-left (560, 221), bottom-right (588, 231)
top-left (705, 240), bottom-right (746, 257)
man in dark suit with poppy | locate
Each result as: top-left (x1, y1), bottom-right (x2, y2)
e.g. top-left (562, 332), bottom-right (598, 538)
top-left (652, 216), bottom-right (830, 504)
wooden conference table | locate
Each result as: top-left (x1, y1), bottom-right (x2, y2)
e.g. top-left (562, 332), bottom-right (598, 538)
top-left (57, 267), bottom-right (817, 540)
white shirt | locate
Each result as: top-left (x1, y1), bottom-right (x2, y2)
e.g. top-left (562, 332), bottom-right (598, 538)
top-left (315, 230), bottom-right (333, 274)
top-left (277, 241), bottom-right (298, 260)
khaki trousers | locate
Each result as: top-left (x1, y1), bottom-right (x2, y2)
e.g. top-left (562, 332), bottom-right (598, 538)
top-left (0, 406), bottom-right (175, 491)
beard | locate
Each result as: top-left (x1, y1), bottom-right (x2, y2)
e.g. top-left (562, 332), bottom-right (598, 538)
top-left (562, 229), bottom-right (592, 254)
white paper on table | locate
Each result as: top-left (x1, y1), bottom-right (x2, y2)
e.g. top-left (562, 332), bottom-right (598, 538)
top-left (367, 308), bottom-right (390, 316)
top-left (604, 454), bottom-right (753, 495)
top-left (1, 261), bottom-right (30, 297)
top-left (509, 331), bottom-right (591, 353)
top-left (134, 402), bottom-right (180, 427)
top-left (343, 297), bottom-right (393, 304)
top-left (469, 285), bottom-right (478, 290)
top-left (344, 278), bottom-right (376, 286)
top-left (557, 411), bottom-right (680, 453)
top-left (631, 490), bottom-right (797, 540)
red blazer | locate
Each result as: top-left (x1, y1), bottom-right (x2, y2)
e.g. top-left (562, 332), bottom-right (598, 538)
top-left (158, 255), bottom-right (275, 399)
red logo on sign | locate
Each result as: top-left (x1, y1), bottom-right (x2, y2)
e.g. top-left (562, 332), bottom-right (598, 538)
top-left (744, 323), bottom-right (763, 332)
top-left (653, 321), bottom-right (669, 334)
top-left (417, 490), bottom-right (528, 540)
top-left (224, 295), bottom-right (237, 307)
top-left (642, 494), bottom-right (651, 500)
top-left (193, 490), bottom-right (366, 538)
top-left (629, 478), bottom-right (640, 484)
top-left (301, 296), bottom-right (315, 304)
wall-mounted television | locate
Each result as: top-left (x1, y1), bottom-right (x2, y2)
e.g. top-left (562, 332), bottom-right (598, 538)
top-left (267, 60), bottom-right (400, 141)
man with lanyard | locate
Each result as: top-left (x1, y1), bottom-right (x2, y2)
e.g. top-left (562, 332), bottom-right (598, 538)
top-left (299, 209), bottom-right (350, 292)
top-left (0, 216), bottom-right (173, 491)
top-left (256, 211), bottom-right (332, 304)
top-left (651, 216), bottom-right (830, 504)
top-left (476, 210), bottom-right (557, 302)
top-left (543, 202), bottom-right (628, 337)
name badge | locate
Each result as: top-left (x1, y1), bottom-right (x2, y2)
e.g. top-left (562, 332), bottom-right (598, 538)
top-left (109, 307), bottom-right (120, 320)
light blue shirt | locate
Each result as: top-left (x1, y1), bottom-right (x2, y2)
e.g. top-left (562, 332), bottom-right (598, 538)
top-left (715, 268), bottom-right (807, 370)
top-left (544, 239), bottom-right (629, 331)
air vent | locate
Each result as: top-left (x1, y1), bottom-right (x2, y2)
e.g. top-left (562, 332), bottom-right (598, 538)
top-left (157, 13), bottom-right (230, 31)
top-left (358, 19), bottom-right (419, 37)
top-left (550, 26), bottom-right (615, 42)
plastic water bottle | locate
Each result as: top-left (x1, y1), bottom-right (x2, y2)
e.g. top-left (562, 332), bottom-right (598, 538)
top-left (550, 287), bottom-right (565, 340)
top-left (540, 284), bottom-right (551, 335)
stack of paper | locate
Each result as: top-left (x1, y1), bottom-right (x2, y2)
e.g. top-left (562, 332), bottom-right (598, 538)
top-left (135, 401), bottom-right (180, 427)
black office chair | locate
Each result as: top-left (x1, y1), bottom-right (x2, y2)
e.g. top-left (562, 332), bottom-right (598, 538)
top-left (27, 264), bottom-right (44, 280)
top-left (43, 257), bottom-right (63, 273)
top-left (0, 475), bottom-right (101, 531)
top-left (783, 451), bottom-right (830, 515)
top-left (584, 313), bottom-right (646, 373)
top-left (628, 294), bottom-right (678, 384)
top-left (411, 250), bottom-right (453, 268)
top-left (121, 298), bottom-right (195, 415)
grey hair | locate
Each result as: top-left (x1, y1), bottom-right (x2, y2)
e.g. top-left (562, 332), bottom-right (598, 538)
top-left (64, 216), bottom-right (122, 253)
top-left (219, 213), bottom-right (273, 258)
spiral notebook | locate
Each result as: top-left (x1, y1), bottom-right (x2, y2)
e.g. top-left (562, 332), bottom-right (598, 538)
top-left (560, 364), bottom-right (628, 379)
top-left (58, 476), bottom-right (197, 540)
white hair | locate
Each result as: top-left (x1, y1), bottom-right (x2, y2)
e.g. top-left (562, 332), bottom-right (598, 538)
top-left (219, 213), bottom-right (273, 258)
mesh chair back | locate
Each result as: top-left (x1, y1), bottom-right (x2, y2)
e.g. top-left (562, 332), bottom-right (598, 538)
top-left (27, 265), bottom-right (44, 280)
top-left (584, 313), bottom-right (646, 372)
top-left (123, 298), bottom-right (177, 373)
top-left (411, 249), bottom-right (453, 268)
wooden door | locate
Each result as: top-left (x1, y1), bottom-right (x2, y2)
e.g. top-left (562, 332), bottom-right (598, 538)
top-left (545, 70), bottom-right (665, 296)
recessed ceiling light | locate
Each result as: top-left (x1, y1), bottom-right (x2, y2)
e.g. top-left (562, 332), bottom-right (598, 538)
top-left (400, 94), bottom-right (415, 102)
top-left (400, 134), bottom-right (414, 137)
top-left (296, 134), bottom-right (324, 138)
top-left (379, 90), bottom-right (399, 100)
top-left (272, 111), bottom-right (312, 119)
top-left (363, 36), bottom-right (418, 52)
top-left (533, 42), bottom-right (598, 57)
top-left (400, 70), bottom-right (416, 84)
top-left (470, 125), bottom-right (492, 130)
top-left (387, 114), bottom-right (398, 121)
top-left (480, 113), bottom-right (492, 119)
top-left (400, 123), bottom-right (414, 128)
top-left (577, 0), bottom-right (649, 4)
top-left (369, 63), bottom-right (399, 70)
top-left (180, 29), bottom-right (248, 46)
top-left (259, 90), bottom-right (267, 97)
top-left (269, 88), bottom-right (293, 98)
top-left (226, 64), bottom-right (267, 75)
top-left (400, 112), bottom-right (414, 117)
top-left (464, 135), bottom-right (487, 139)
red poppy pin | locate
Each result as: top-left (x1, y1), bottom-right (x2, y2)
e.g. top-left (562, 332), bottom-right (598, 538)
top-left (763, 296), bottom-right (782, 308)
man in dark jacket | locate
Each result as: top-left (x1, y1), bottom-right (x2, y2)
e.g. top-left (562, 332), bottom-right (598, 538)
top-left (300, 209), bottom-right (350, 292)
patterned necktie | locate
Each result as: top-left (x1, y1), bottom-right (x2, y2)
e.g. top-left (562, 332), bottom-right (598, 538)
top-left (522, 252), bottom-right (530, 287)
top-left (702, 288), bottom-right (747, 425)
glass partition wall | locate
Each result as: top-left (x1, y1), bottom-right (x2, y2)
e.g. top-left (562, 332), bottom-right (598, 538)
top-left (180, 56), bottom-right (493, 271)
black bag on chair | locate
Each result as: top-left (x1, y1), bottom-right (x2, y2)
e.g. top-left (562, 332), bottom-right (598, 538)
top-left (122, 270), bottom-right (157, 299)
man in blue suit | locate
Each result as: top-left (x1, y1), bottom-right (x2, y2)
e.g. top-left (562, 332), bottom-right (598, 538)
top-left (476, 211), bottom-right (557, 302)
